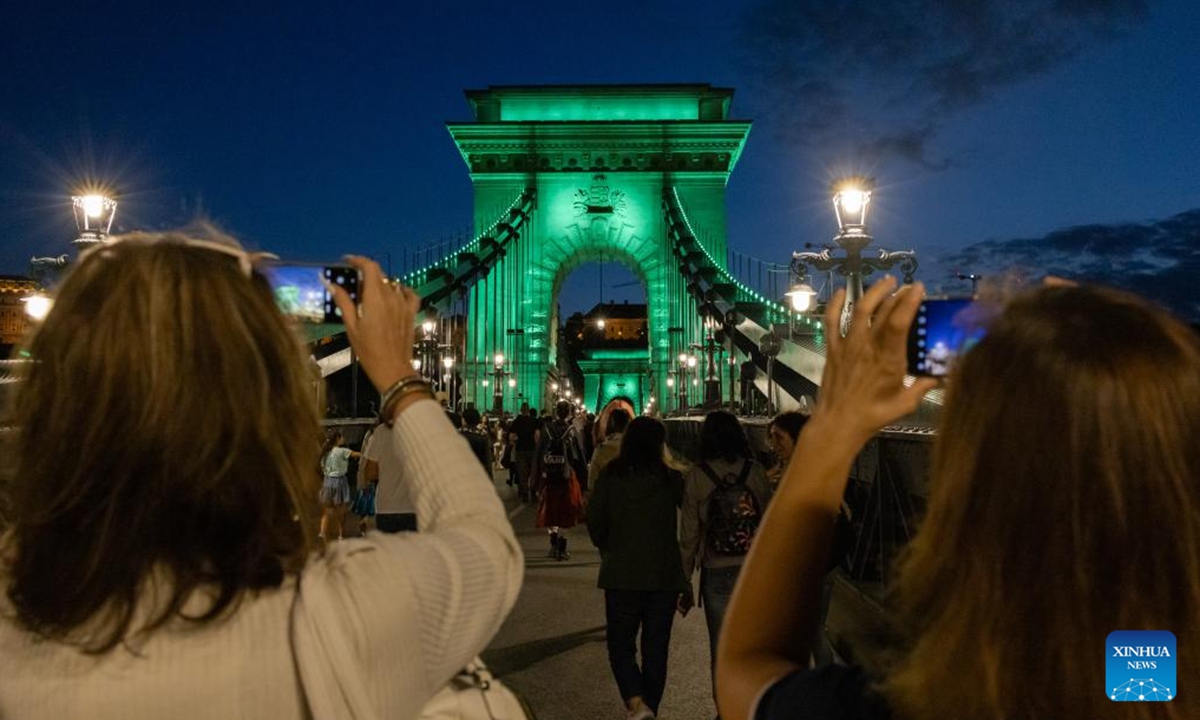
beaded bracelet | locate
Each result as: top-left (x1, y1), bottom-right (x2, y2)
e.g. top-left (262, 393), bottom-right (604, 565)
top-left (379, 375), bottom-right (434, 423)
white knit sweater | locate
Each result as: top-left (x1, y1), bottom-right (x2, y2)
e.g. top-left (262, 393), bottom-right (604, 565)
top-left (0, 400), bottom-right (523, 719)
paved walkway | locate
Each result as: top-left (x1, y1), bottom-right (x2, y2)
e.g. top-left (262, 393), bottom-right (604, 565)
top-left (483, 470), bottom-right (717, 720)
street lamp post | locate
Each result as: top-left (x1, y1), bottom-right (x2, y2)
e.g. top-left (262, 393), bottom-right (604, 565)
top-left (701, 316), bottom-right (722, 407)
top-left (676, 353), bottom-right (690, 415)
top-left (791, 177), bottom-right (917, 334)
top-left (442, 355), bottom-right (456, 409)
top-left (27, 192), bottom-right (119, 319)
top-left (491, 353), bottom-right (507, 414)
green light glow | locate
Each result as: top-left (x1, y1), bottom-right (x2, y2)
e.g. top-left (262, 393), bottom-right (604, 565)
top-left (500, 97), bottom-right (699, 122)
top-left (440, 86), bottom-right (750, 413)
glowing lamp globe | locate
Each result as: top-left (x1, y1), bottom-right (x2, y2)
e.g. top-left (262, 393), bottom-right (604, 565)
top-left (507, 378), bottom-right (517, 388)
top-left (442, 356), bottom-right (455, 369)
top-left (666, 377), bottom-right (675, 388)
top-left (412, 358), bottom-right (422, 371)
top-left (23, 293), bottom-right (53, 321)
top-left (422, 320), bottom-right (435, 335)
top-left (494, 353), bottom-right (505, 367)
top-left (786, 282), bottom-right (816, 312)
top-left (71, 193), bottom-right (118, 244)
top-left (831, 177), bottom-right (873, 235)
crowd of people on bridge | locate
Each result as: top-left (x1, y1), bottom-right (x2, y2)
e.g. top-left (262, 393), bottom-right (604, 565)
top-left (1, 229), bottom-right (1196, 720)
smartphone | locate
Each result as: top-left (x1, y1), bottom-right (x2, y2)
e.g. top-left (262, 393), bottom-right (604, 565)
top-left (907, 297), bottom-right (987, 377)
top-left (262, 262), bottom-right (360, 324)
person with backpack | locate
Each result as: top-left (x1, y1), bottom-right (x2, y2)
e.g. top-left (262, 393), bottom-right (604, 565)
top-left (679, 411), bottom-right (772, 707)
top-left (531, 400), bottom-right (586, 560)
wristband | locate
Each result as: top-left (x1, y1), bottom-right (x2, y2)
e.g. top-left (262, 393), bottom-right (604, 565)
top-left (379, 375), bottom-right (434, 423)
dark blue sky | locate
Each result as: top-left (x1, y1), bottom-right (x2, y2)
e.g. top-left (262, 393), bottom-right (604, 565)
top-left (2, 0), bottom-right (1197, 316)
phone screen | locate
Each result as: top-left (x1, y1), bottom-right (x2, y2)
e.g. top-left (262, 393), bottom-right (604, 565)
top-left (907, 297), bottom-right (987, 377)
top-left (262, 263), bottom-right (359, 324)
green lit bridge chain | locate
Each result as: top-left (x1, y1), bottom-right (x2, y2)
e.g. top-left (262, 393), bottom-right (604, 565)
top-left (663, 187), bottom-right (824, 405)
top-left (400, 189), bottom-right (536, 312)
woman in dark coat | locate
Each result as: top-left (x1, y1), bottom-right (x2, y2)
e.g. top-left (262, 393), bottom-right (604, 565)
top-left (587, 417), bottom-right (689, 720)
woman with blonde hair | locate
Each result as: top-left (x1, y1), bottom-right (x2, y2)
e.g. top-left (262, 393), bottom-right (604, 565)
top-left (0, 232), bottom-right (522, 719)
top-left (718, 277), bottom-right (1199, 720)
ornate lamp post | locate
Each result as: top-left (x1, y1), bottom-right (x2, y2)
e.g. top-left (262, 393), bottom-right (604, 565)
top-left (701, 316), bottom-right (723, 407)
top-left (675, 352), bottom-right (690, 415)
top-left (442, 355), bottom-right (456, 409)
top-left (27, 192), bottom-right (120, 319)
top-left (417, 320), bottom-right (438, 385)
top-left (491, 353), bottom-right (507, 414)
top-left (791, 177), bottom-right (917, 334)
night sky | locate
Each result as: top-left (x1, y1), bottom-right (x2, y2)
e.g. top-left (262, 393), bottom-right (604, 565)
top-left (2, 0), bottom-right (1197, 319)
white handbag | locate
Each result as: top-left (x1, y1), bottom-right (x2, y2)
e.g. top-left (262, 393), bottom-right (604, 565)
top-left (418, 658), bottom-right (533, 720)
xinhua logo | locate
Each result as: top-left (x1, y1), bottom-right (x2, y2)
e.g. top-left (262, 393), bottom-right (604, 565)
top-left (1107, 631), bottom-right (1176, 702)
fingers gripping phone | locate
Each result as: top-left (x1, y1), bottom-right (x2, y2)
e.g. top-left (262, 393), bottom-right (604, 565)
top-left (262, 262), bottom-right (360, 324)
top-left (907, 297), bottom-right (988, 377)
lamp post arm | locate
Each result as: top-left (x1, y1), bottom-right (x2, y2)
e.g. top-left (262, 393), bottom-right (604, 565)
top-left (870, 249), bottom-right (920, 283)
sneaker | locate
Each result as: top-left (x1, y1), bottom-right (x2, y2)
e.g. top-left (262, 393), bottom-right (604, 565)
top-left (625, 708), bottom-right (654, 720)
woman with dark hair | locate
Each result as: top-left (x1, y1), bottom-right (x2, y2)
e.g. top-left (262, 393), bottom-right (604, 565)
top-left (679, 410), bottom-right (772, 707)
top-left (717, 277), bottom-right (1200, 720)
top-left (0, 234), bottom-right (522, 718)
top-left (318, 428), bottom-right (361, 540)
top-left (765, 412), bottom-right (806, 486)
top-left (587, 416), bottom-right (688, 720)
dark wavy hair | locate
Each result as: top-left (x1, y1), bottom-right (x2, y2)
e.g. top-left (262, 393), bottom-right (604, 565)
top-left (768, 411), bottom-right (807, 443)
top-left (616, 416), bottom-right (668, 475)
top-left (699, 410), bottom-right (751, 463)
top-left (5, 231), bottom-right (320, 653)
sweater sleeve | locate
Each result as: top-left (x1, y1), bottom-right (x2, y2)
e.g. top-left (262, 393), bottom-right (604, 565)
top-left (292, 399), bottom-right (523, 720)
top-left (678, 469), bottom-right (704, 578)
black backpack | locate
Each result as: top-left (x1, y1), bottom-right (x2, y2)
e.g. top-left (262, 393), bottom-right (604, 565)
top-left (701, 460), bottom-right (760, 556)
top-left (540, 423), bottom-right (572, 485)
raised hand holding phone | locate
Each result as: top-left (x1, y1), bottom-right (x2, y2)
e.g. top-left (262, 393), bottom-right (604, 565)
top-left (325, 256), bottom-right (420, 395)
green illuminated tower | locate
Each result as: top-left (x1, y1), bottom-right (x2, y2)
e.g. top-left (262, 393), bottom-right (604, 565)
top-left (447, 85), bottom-right (751, 413)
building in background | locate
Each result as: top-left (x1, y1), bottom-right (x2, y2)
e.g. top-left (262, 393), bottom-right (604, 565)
top-left (0, 276), bottom-right (36, 356)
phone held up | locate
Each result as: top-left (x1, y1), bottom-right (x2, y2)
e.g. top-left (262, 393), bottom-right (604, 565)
top-left (261, 262), bottom-right (361, 324)
top-left (906, 297), bottom-right (988, 377)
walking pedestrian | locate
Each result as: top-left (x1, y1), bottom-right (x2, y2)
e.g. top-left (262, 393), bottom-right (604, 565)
top-left (587, 417), bottom-right (688, 720)
top-left (509, 402), bottom-right (540, 501)
top-left (319, 428), bottom-right (360, 541)
top-left (679, 411), bottom-right (772, 711)
top-left (532, 401), bottom-right (586, 560)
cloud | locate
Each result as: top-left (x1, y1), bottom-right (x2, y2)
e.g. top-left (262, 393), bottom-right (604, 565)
top-left (935, 208), bottom-right (1200, 322)
top-left (737, 0), bottom-right (1153, 168)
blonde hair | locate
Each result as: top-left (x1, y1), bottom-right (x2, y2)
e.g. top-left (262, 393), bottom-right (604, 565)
top-left (5, 229), bottom-right (321, 652)
top-left (881, 285), bottom-right (1200, 719)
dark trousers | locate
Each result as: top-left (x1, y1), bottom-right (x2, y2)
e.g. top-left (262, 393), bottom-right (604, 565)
top-left (376, 513), bottom-right (417, 533)
top-left (604, 589), bottom-right (677, 713)
top-left (514, 450), bottom-right (536, 497)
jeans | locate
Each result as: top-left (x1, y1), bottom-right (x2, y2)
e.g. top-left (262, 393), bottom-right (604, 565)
top-left (604, 589), bottom-right (677, 714)
top-left (376, 513), bottom-right (418, 533)
top-left (701, 564), bottom-right (742, 695)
